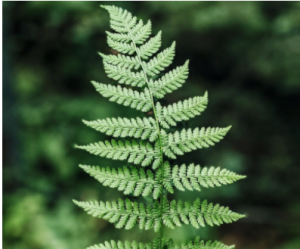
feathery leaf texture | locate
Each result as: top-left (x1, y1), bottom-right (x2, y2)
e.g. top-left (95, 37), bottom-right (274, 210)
top-left (99, 53), bottom-right (140, 70)
top-left (91, 81), bottom-right (152, 112)
top-left (149, 61), bottom-right (189, 99)
top-left (79, 165), bottom-right (162, 199)
top-left (161, 197), bottom-right (245, 229)
top-left (171, 163), bottom-right (246, 192)
top-left (73, 198), bottom-right (161, 231)
top-left (73, 197), bottom-right (244, 231)
top-left (157, 93), bottom-right (208, 129)
top-left (87, 239), bottom-right (169, 249)
top-left (144, 41), bottom-right (176, 77)
top-left (138, 31), bottom-right (162, 60)
top-left (79, 162), bottom-right (245, 199)
top-left (74, 5), bottom-right (246, 249)
top-left (103, 62), bottom-right (146, 87)
top-left (83, 117), bottom-right (158, 142)
top-left (86, 240), bottom-right (153, 249)
top-left (76, 140), bottom-right (160, 168)
top-left (87, 238), bottom-right (234, 249)
top-left (162, 127), bottom-right (231, 159)
top-left (108, 37), bottom-right (135, 54)
top-left (173, 237), bottom-right (235, 249)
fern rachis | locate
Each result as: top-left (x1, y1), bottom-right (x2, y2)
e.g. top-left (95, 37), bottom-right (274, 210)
top-left (74, 5), bottom-right (246, 249)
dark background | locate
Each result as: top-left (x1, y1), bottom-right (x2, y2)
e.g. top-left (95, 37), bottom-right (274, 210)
top-left (3, 2), bottom-right (300, 249)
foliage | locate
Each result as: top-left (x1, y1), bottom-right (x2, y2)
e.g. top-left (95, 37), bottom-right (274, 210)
top-left (74, 5), bottom-right (246, 249)
top-left (3, 2), bottom-right (300, 249)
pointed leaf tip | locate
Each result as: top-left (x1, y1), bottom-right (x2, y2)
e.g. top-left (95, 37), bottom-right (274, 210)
top-left (90, 81), bottom-right (98, 87)
top-left (72, 199), bottom-right (80, 205)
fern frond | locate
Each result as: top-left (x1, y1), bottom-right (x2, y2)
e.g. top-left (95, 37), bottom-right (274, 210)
top-left (91, 81), bottom-right (152, 112)
top-left (138, 31), bottom-right (162, 60)
top-left (75, 140), bottom-right (160, 167)
top-left (171, 163), bottom-right (246, 192)
top-left (75, 5), bottom-right (246, 249)
top-left (107, 37), bottom-right (136, 54)
top-left (103, 62), bottom-right (146, 87)
top-left (88, 238), bottom-right (234, 249)
top-left (87, 239), bottom-right (170, 249)
top-left (131, 19), bottom-right (144, 35)
top-left (162, 127), bottom-right (231, 159)
top-left (133, 20), bottom-right (152, 44)
top-left (87, 238), bottom-right (234, 249)
top-left (149, 61), bottom-right (189, 99)
top-left (105, 31), bottom-right (131, 43)
top-left (99, 53), bottom-right (140, 70)
top-left (103, 5), bottom-right (151, 45)
top-left (174, 237), bottom-right (235, 249)
top-left (79, 165), bottom-right (163, 199)
top-left (83, 117), bottom-right (158, 142)
top-left (157, 93), bottom-right (208, 129)
top-left (145, 42), bottom-right (176, 77)
top-left (73, 198), bottom-right (161, 231)
top-left (162, 197), bottom-right (245, 229)
top-left (102, 5), bottom-right (137, 33)
top-left (87, 240), bottom-right (152, 249)
top-left (74, 197), bottom-right (244, 231)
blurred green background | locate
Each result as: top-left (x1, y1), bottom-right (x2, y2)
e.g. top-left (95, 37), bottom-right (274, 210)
top-left (3, 1), bottom-right (300, 249)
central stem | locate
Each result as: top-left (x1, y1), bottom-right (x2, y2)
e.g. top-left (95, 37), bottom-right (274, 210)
top-left (126, 28), bottom-right (165, 248)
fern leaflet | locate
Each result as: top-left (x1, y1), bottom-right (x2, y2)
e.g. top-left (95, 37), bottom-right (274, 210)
top-left (83, 117), bottom-right (158, 142)
top-left (75, 139), bottom-right (160, 168)
top-left (156, 93), bottom-right (208, 129)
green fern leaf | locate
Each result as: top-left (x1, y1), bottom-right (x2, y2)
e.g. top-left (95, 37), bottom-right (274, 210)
top-left (87, 238), bottom-right (234, 249)
top-left (75, 5), bottom-right (246, 249)
top-left (145, 42), bottom-right (176, 77)
top-left (87, 240), bottom-right (152, 249)
top-left (105, 18), bottom-right (151, 45)
top-left (102, 5), bottom-right (137, 33)
top-left (75, 139), bottom-right (160, 167)
top-left (83, 117), bottom-right (158, 142)
top-left (149, 60), bottom-right (189, 99)
top-left (138, 31), bottom-right (162, 60)
top-left (108, 37), bottom-right (136, 54)
top-left (161, 161), bottom-right (174, 194)
top-left (157, 92), bottom-right (208, 129)
top-left (99, 53), bottom-right (140, 70)
top-left (133, 20), bottom-right (152, 44)
top-left (171, 163), bottom-right (246, 191)
top-left (73, 198), bottom-right (161, 231)
top-left (79, 165), bottom-right (163, 199)
top-left (105, 31), bottom-right (131, 43)
top-left (174, 237), bottom-right (235, 249)
top-left (162, 126), bottom-right (231, 159)
top-left (103, 62), bottom-right (146, 87)
top-left (87, 239), bottom-right (170, 249)
top-left (162, 197), bottom-right (245, 229)
top-left (91, 81), bottom-right (152, 112)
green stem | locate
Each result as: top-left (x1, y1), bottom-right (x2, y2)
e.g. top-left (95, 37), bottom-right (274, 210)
top-left (126, 27), bottom-right (165, 248)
